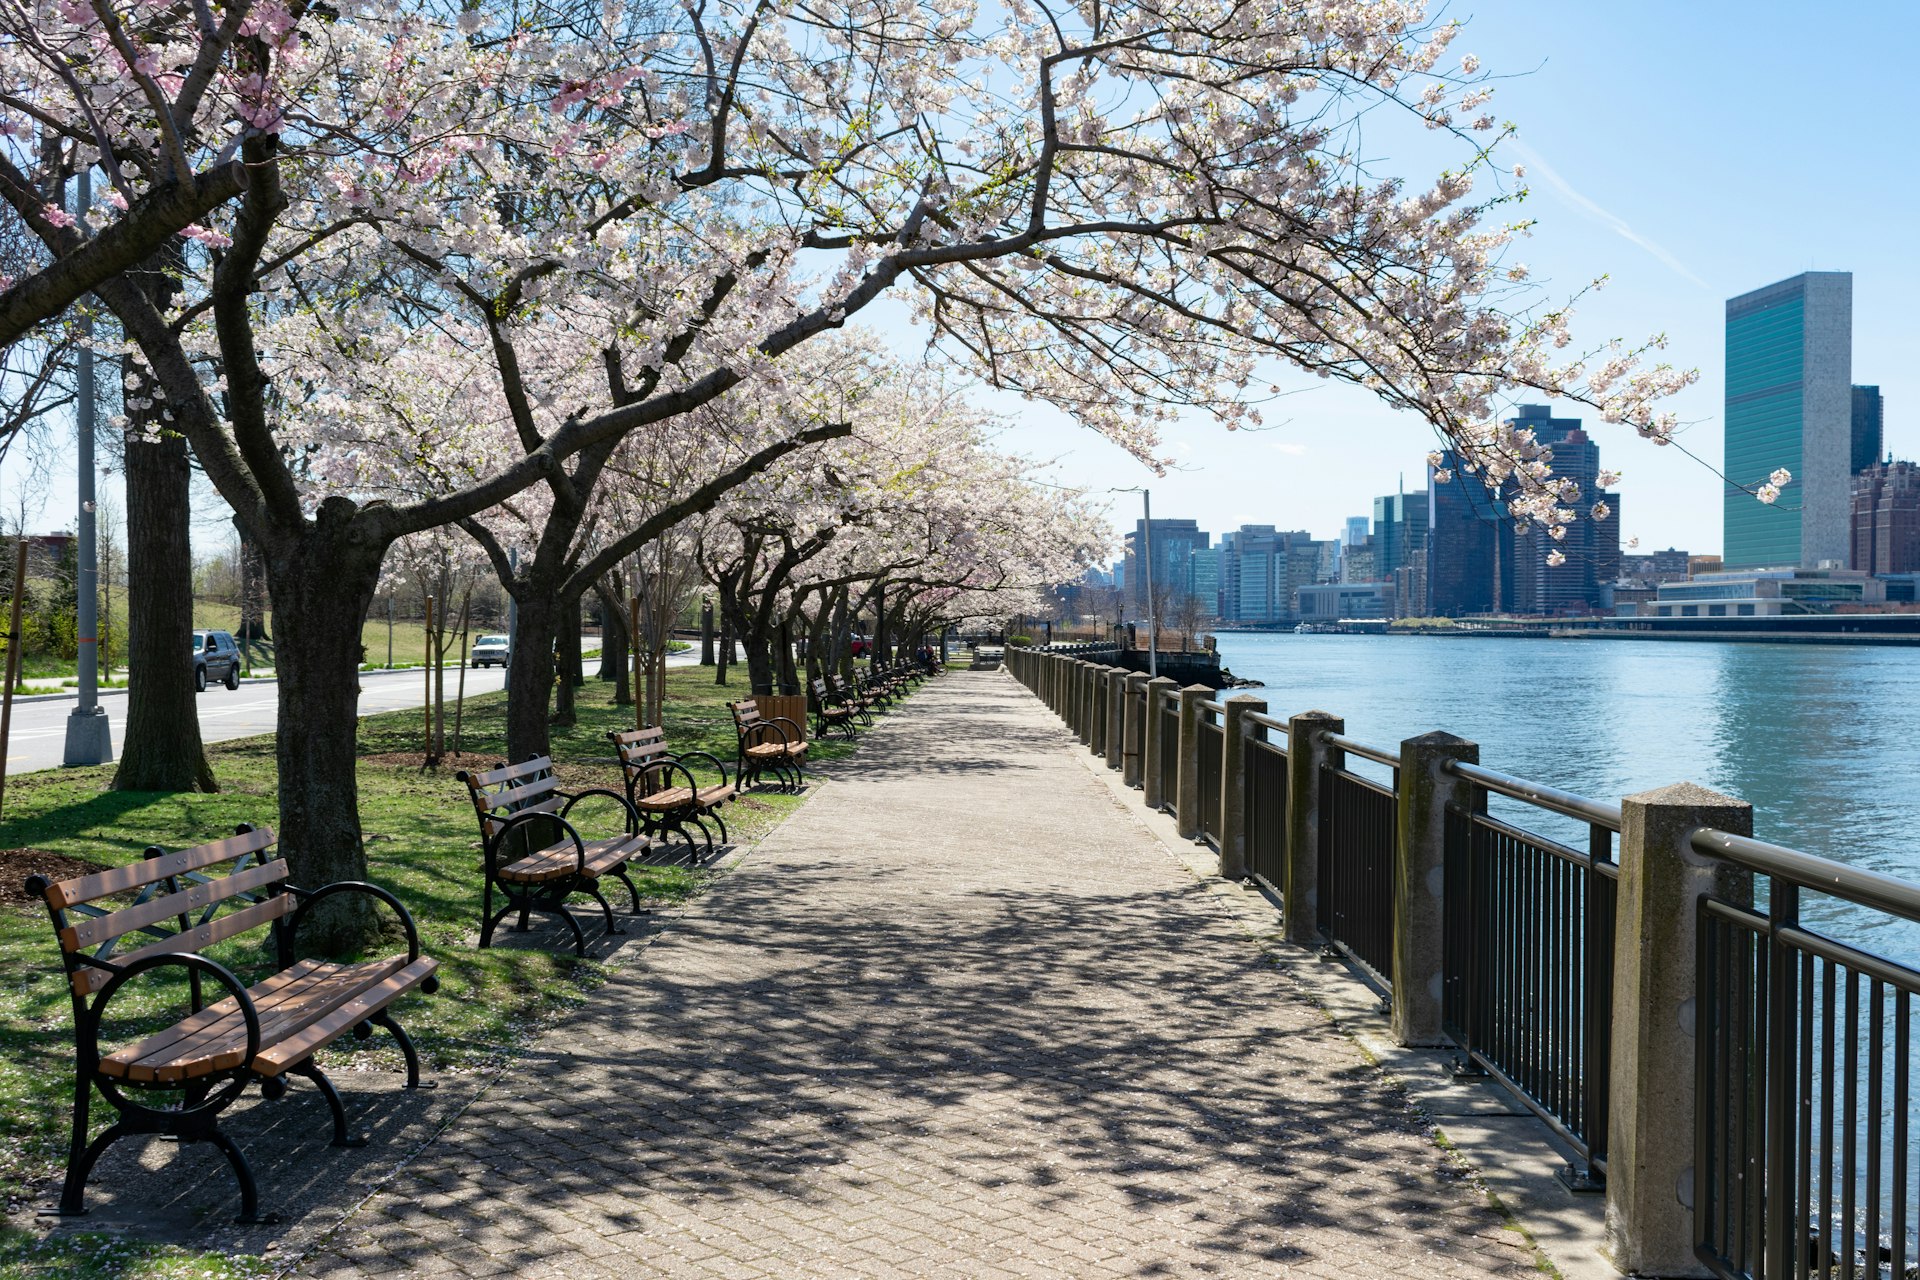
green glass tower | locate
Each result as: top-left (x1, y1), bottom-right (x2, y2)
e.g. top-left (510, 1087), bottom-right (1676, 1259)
top-left (1723, 272), bottom-right (1852, 570)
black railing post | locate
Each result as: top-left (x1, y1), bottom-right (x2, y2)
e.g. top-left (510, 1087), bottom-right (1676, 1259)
top-left (1142, 677), bottom-right (1177, 809)
top-left (1763, 879), bottom-right (1798, 1280)
top-left (1608, 782), bottom-right (1753, 1278)
top-left (1219, 695), bottom-right (1267, 882)
top-left (1174, 685), bottom-right (1210, 842)
top-left (1122, 673), bottom-right (1149, 788)
top-left (1394, 732), bottom-right (1477, 1047)
top-left (1282, 712), bottom-right (1342, 946)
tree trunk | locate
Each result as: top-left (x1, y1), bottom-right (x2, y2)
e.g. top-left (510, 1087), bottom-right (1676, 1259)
top-left (505, 592), bottom-right (558, 760)
top-left (113, 425), bottom-right (216, 793)
top-left (593, 580), bottom-right (631, 705)
top-left (260, 505), bottom-right (383, 953)
top-left (714, 617), bottom-right (730, 686)
top-left (776, 617), bottom-right (800, 694)
top-left (699, 598), bottom-right (715, 665)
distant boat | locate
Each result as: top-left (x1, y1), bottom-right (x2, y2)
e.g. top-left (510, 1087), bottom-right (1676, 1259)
top-left (1294, 622), bottom-right (1345, 635)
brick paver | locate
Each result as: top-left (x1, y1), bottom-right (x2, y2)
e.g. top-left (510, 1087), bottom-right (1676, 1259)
top-left (298, 671), bottom-right (1534, 1279)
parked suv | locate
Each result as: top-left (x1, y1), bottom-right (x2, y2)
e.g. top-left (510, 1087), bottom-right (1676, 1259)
top-left (470, 634), bottom-right (510, 668)
top-left (192, 630), bottom-right (241, 692)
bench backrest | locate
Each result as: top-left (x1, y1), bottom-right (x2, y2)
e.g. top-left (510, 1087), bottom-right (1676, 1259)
top-left (28, 825), bottom-right (286, 998)
top-left (457, 756), bottom-right (562, 841)
top-left (608, 727), bottom-right (674, 795)
top-left (729, 699), bottom-right (764, 735)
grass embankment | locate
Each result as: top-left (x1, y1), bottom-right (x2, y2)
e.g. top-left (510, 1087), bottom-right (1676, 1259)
top-left (0, 665), bottom-right (889, 1278)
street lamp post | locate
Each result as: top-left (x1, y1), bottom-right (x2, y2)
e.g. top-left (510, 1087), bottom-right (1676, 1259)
top-left (1142, 489), bottom-right (1157, 678)
top-left (62, 168), bottom-right (112, 767)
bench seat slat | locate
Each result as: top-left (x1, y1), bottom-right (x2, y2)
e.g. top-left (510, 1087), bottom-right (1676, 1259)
top-left (45, 828), bottom-right (277, 910)
top-left (73, 895), bottom-right (294, 997)
top-left (254, 957), bottom-right (440, 1076)
top-left (743, 743), bottom-right (806, 759)
top-left (497, 835), bottom-right (646, 884)
top-left (466, 756), bottom-right (553, 787)
top-left (61, 860), bottom-right (288, 952)
top-left (100, 956), bottom-right (411, 1082)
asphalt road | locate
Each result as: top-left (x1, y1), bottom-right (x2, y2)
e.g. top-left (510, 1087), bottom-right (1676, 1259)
top-left (2, 644), bottom-right (720, 776)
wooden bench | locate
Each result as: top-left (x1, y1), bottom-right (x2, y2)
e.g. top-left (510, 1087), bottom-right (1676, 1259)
top-left (607, 726), bottom-right (738, 859)
top-left (26, 824), bottom-right (439, 1223)
top-left (729, 699), bottom-right (807, 792)
top-left (809, 677), bottom-right (861, 740)
top-left (456, 756), bottom-right (650, 955)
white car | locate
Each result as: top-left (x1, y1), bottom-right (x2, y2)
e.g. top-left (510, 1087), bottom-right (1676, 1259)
top-left (470, 634), bottom-right (510, 668)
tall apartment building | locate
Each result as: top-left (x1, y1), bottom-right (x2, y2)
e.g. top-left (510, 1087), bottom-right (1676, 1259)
top-left (1425, 452), bottom-right (1512, 615)
top-left (1372, 490), bottom-right (1429, 583)
top-left (1122, 519), bottom-right (1208, 618)
top-left (1851, 460), bottom-right (1920, 575)
top-left (1723, 272), bottom-right (1853, 570)
top-left (1186, 547), bottom-right (1222, 618)
top-left (1503, 405), bottom-right (1619, 616)
top-left (1853, 385), bottom-right (1885, 474)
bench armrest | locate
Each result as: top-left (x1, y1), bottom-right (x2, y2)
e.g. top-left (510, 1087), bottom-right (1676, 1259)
top-left (741, 719), bottom-right (794, 749)
top-left (89, 952), bottom-right (262, 1074)
top-left (556, 787), bottom-right (642, 838)
top-left (669, 750), bottom-right (732, 788)
top-left (485, 808), bottom-right (587, 878)
top-left (765, 715), bottom-right (804, 743)
top-left (282, 881), bottom-right (428, 969)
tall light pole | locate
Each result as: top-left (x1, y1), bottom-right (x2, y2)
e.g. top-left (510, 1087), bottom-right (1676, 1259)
top-left (63, 168), bottom-right (112, 766)
top-left (1141, 489), bottom-right (1157, 677)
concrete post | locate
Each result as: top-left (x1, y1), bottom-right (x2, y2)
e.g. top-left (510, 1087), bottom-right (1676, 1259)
top-left (1122, 673), bottom-right (1149, 787)
top-left (1605, 783), bottom-right (1754, 1279)
top-left (1283, 712), bottom-right (1343, 946)
top-left (1076, 662), bottom-right (1095, 745)
top-left (1105, 668), bottom-right (1126, 770)
top-left (1173, 684), bottom-right (1210, 842)
top-left (1218, 695), bottom-right (1266, 881)
top-left (1089, 667), bottom-right (1109, 758)
top-left (1142, 676), bottom-right (1177, 810)
top-left (1393, 732), bottom-right (1478, 1047)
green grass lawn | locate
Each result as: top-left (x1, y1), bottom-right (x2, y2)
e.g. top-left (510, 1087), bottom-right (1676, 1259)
top-left (0, 664), bottom-right (898, 1278)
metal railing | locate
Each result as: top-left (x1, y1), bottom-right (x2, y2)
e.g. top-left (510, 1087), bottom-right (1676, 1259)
top-left (1442, 759), bottom-right (1619, 1188)
top-left (1000, 646), bottom-right (1920, 1276)
top-left (1197, 700), bottom-right (1225, 846)
top-left (1157, 689), bottom-right (1179, 811)
top-left (1316, 732), bottom-right (1398, 986)
top-left (1246, 712), bottom-right (1289, 891)
top-left (1692, 828), bottom-right (1920, 1280)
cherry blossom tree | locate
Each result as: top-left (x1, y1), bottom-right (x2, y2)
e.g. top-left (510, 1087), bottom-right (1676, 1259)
top-left (7, 0), bottom-right (1715, 947)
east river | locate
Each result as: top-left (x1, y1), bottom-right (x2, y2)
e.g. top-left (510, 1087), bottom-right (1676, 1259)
top-left (1212, 630), bottom-right (1920, 957)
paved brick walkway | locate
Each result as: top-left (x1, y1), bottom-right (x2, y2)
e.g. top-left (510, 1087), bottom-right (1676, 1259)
top-left (299, 671), bottom-right (1535, 1279)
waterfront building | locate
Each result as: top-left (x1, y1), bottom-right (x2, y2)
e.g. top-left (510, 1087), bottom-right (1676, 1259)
top-left (1620, 548), bottom-right (1693, 584)
top-left (1689, 554), bottom-right (1723, 577)
top-left (1648, 567), bottom-right (1884, 617)
top-left (1186, 547), bottom-right (1223, 619)
top-left (1218, 525), bottom-right (1283, 623)
top-left (1723, 272), bottom-right (1853, 570)
top-left (1425, 450), bottom-right (1512, 615)
top-left (1297, 581), bottom-right (1392, 621)
top-left (1503, 405), bottom-right (1619, 616)
top-left (1853, 385), bottom-right (1885, 474)
top-left (1123, 519), bottom-right (1208, 618)
top-left (1341, 536), bottom-right (1377, 584)
top-left (1372, 490), bottom-right (1429, 583)
top-left (1851, 460), bottom-right (1920, 575)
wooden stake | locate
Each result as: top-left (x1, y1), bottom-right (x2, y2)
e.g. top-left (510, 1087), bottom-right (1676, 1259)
top-left (423, 594), bottom-right (436, 763)
top-left (629, 595), bottom-right (642, 729)
top-left (0, 541), bottom-right (29, 816)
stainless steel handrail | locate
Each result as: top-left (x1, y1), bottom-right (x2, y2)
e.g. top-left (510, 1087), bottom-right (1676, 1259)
top-left (1245, 711), bottom-right (1289, 734)
top-left (1446, 760), bottom-right (1623, 834)
top-left (1321, 732), bottom-right (1400, 768)
top-left (1692, 827), bottom-right (1920, 923)
top-left (1199, 699), bottom-right (1227, 716)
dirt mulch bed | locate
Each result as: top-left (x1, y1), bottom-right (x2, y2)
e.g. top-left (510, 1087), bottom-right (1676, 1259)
top-left (0, 848), bottom-right (107, 904)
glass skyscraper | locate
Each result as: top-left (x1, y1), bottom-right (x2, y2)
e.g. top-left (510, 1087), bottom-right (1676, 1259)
top-left (1723, 272), bottom-right (1852, 570)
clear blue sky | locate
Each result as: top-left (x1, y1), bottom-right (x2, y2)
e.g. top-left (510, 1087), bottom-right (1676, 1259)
top-left (8, 1), bottom-right (1912, 564)
top-left (961, 0), bottom-right (1920, 559)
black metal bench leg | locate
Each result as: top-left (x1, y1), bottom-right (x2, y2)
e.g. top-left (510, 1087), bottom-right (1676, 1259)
top-left (708, 809), bottom-right (729, 845)
top-left (551, 895), bottom-right (588, 955)
top-left (611, 867), bottom-right (643, 914)
top-left (54, 1075), bottom-right (96, 1215)
top-left (586, 884), bottom-right (622, 936)
top-left (204, 1124), bottom-right (272, 1224)
top-left (293, 1062), bottom-right (367, 1148)
top-left (370, 1010), bottom-right (434, 1090)
top-left (56, 1120), bottom-right (124, 1218)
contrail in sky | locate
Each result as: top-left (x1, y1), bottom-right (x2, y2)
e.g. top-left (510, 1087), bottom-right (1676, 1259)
top-left (1510, 140), bottom-right (1711, 290)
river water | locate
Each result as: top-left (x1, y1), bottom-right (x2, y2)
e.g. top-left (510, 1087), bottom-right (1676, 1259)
top-left (1212, 631), bottom-right (1920, 957)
